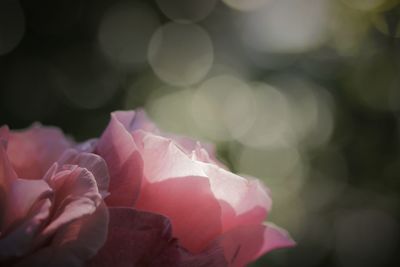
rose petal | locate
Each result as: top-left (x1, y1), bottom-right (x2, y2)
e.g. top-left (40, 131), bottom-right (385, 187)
top-left (136, 176), bottom-right (222, 253)
top-left (89, 207), bottom-right (179, 267)
top-left (7, 124), bottom-right (73, 179)
top-left (0, 198), bottom-right (52, 261)
top-left (215, 223), bottom-right (295, 267)
top-left (0, 126), bottom-right (9, 148)
top-left (199, 162), bottom-right (272, 232)
top-left (2, 179), bottom-right (52, 233)
top-left (15, 202), bottom-right (109, 267)
top-left (90, 208), bottom-right (227, 267)
top-left (97, 113), bottom-right (143, 206)
top-left (38, 166), bottom-right (102, 244)
top-left (133, 131), bottom-right (207, 183)
top-left (57, 149), bottom-right (109, 197)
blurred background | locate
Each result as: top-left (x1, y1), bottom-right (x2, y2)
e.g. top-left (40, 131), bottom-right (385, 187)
top-left (1, 0), bottom-right (400, 266)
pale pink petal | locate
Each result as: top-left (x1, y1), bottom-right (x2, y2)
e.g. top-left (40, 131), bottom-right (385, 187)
top-left (57, 149), bottom-right (109, 197)
top-left (89, 208), bottom-right (227, 267)
top-left (216, 223), bottom-right (295, 267)
top-left (38, 166), bottom-right (102, 244)
top-left (136, 176), bottom-right (222, 253)
top-left (129, 109), bottom-right (159, 133)
top-left (96, 113), bottom-right (143, 206)
top-left (132, 131), bottom-right (207, 183)
top-left (198, 162), bottom-right (272, 232)
top-left (7, 124), bottom-right (73, 179)
top-left (15, 202), bottom-right (109, 267)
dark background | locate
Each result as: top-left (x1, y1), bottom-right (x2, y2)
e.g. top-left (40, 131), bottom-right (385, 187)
top-left (1, 0), bottom-right (400, 266)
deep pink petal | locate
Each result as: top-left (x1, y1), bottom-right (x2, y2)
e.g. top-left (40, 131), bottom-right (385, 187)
top-left (136, 177), bottom-right (222, 253)
top-left (96, 113), bottom-right (143, 206)
top-left (90, 208), bottom-right (227, 267)
top-left (7, 124), bottom-right (73, 179)
top-left (216, 223), bottom-right (295, 267)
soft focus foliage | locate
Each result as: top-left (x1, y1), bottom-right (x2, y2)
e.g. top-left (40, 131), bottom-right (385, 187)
top-left (1, 0), bottom-right (400, 266)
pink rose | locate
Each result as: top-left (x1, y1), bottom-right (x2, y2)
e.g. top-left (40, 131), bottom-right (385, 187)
top-left (0, 125), bottom-right (109, 267)
top-left (91, 110), bottom-right (295, 266)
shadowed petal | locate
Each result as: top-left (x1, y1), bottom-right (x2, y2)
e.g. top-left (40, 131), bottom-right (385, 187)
top-left (90, 208), bottom-right (227, 267)
top-left (15, 202), bottom-right (109, 267)
top-left (97, 113), bottom-right (143, 206)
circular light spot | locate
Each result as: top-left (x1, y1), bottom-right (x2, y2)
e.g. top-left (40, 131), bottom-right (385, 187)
top-left (155, 0), bottom-right (217, 22)
top-left (147, 88), bottom-right (199, 137)
top-left (271, 76), bottom-right (335, 147)
top-left (190, 75), bottom-right (255, 141)
top-left (241, 0), bottom-right (329, 53)
top-left (222, 0), bottom-right (273, 12)
top-left (0, 0), bottom-right (25, 55)
top-left (98, 1), bottom-right (160, 68)
top-left (148, 22), bottom-right (213, 86)
top-left (237, 83), bottom-right (293, 148)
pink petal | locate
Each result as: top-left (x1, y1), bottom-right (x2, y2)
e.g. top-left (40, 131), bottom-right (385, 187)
top-left (38, 165), bottom-right (102, 244)
top-left (136, 176), bottom-right (222, 253)
top-left (0, 198), bottom-right (52, 261)
top-left (89, 207), bottom-right (180, 267)
top-left (57, 149), bottom-right (110, 197)
top-left (7, 124), bottom-right (73, 179)
top-left (199, 162), bottom-right (272, 232)
top-left (15, 202), bottom-right (109, 267)
top-left (96, 113), bottom-right (143, 206)
top-left (132, 131), bottom-right (207, 183)
top-left (89, 208), bottom-right (227, 267)
top-left (216, 223), bottom-right (295, 267)
top-left (2, 178), bottom-right (52, 233)
top-left (0, 125), bottom-right (9, 148)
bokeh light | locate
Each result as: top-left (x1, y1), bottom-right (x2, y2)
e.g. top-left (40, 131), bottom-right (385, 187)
top-left (98, 1), bottom-right (160, 68)
top-left (155, 0), bottom-right (217, 22)
top-left (222, 0), bottom-right (274, 12)
top-left (240, 0), bottom-right (330, 53)
top-left (190, 74), bottom-right (255, 141)
top-left (148, 22), bottom-right (214, 86)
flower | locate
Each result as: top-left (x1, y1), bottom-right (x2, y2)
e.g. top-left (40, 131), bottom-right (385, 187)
top-left (0, 125), bottom-right (109, 267)
top-left (91, 110), bottom-right (295, 266)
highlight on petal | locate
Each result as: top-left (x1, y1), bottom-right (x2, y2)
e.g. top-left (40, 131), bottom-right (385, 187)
top-left (96, 112), bottom-right (143, 206)
top-left (215, 223), bottom-right (295, 267)
top-left (7, 124), bottom-right (73, 179)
